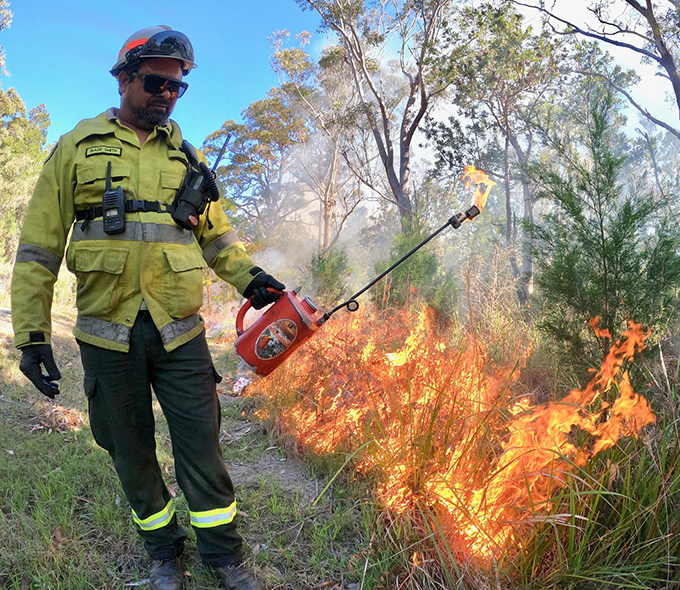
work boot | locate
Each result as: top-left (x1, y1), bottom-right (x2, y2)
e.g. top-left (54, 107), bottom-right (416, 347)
top-left (149, 558), bottom-right (184, 590)
top-left (213, 562), bottom-right (262, 590)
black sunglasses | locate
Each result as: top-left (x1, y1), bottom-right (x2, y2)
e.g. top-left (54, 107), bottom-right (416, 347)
top-left (130, 72), bottom-right (188, 98)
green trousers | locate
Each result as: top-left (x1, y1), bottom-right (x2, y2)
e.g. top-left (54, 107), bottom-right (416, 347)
top-left (79, 310), bottom-right (243, 566)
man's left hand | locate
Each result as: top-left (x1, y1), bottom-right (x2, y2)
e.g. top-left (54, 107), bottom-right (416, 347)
top-left (243, 273), bottom-right (285, 310)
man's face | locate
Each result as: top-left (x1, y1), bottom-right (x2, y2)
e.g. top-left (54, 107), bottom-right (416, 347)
top-left (119, 58), bottom-right (184, 129)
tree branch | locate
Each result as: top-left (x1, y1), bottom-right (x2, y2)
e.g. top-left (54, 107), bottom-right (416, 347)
top-left (574, 69), bottom-right (680, 140)
top-left (511, 0), bottom-right (661, 63)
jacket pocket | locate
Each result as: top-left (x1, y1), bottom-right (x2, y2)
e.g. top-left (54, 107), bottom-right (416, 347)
top-left (163, 247), bottom-right (207, 318)
top-left (74, 162), bottom-right (132, 208)
top-left (161, 170), bottom-right (184, 203)
top-left (69, 245), bottom-right (129, 315)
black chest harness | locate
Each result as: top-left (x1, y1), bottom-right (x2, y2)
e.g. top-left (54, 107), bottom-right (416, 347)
top-left (74, 140), bottom-right (220, 233)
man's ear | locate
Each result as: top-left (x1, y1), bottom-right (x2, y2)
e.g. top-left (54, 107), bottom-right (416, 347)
top-left (117, 71), bottom-right (131, 96)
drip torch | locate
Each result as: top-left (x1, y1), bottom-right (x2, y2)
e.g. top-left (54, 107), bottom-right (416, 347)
top-left (234, 167), bottom-right (495, 376)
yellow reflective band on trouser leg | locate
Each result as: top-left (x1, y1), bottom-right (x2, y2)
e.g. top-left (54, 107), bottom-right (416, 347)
top-left (189, 501), bottom-right (238, 529)
top-left (132, 499), bottom-right (176, 531)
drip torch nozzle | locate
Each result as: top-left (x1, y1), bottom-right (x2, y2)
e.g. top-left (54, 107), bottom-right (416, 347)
top-left (448, 214), bottom-right (463, 229)
top-left (464, 205), bottom-right (481, 220)
top-left (449, 205), bottom-right (481, 229)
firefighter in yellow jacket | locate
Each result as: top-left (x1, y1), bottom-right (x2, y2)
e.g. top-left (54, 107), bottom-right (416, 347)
top-left (11, 26), bottom-right (280, 590)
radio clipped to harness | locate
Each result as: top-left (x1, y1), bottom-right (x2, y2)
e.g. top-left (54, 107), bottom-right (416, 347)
top-left (172, 134), bottom-right (232, 231)
top-left (102, 160), bottom-right (126, 234)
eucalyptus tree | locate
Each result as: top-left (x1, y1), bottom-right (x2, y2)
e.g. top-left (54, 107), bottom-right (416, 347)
top-left (427, 2), bottom-right (568, 305)
top-left (269, 31), bottom-right (365, 252)
top-left (294, 0), bottom-right (455, 230)
top-left (0, 88), bottom-right (50, 285)
top-left (204, 90), bottom-right (311, 241)
top-left (513, 0), bottom-right (680, 139)
top-left (0, 0), bottom-right (11, 75)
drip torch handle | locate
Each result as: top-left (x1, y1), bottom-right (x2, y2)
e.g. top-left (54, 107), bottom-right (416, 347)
top-left (235, 288), bottom-right (284, 336)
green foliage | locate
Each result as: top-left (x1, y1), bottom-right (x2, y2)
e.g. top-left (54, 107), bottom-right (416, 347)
top-left (529, 87), bottom-right (680, 360)
top-left (374, 224), bottom-right (439, 308)
top-left (515, 419), bottom-right (680, 589)
top-left (308, 246), bottom-right (352, 309)
top-left (426, 1), bottom-right (568, 178)
top-left (372, 222), bottom-right (458, 321)
top-left (0, 88), bottom-right (50, 289)
top-left (0, 0), bottom-right (11, 75)
top-left (205, 90), bottom-right (310, 241)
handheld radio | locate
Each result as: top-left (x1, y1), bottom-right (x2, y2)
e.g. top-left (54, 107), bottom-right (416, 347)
top-left (172, 134), bottom-right (232, 230)
top-left (102, 161), bottom-right (126, 234)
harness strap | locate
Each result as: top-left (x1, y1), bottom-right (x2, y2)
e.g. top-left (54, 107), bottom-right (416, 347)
top-left (76, 200), bottom-right (173, 230)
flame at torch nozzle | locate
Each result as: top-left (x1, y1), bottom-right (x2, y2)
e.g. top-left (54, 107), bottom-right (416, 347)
top-left (463, 165), bottom-right (496, 213)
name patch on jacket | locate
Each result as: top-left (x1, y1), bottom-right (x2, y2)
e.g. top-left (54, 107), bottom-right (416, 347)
top-left (85, 146), bottom-right (122, 157)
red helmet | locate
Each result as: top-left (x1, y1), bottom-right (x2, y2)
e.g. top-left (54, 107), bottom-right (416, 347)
top-left (110, 25), bottom-right (196, 76)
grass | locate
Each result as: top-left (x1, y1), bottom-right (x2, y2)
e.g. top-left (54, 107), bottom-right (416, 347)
top-left (2, 299), bottom-right (680, 590)
top-left (512, 420), bottom-right (680, 589)
top-left (0, 308), bottom-right (377, 589)
top-left (248, 301), bottom-right (680, 590)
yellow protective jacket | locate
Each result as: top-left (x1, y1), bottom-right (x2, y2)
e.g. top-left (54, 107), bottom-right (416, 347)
top-left (12, 108), bottom-right (259, 352)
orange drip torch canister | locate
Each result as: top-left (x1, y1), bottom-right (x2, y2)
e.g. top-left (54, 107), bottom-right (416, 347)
top-left (234, 289), bottom-right (321, 376)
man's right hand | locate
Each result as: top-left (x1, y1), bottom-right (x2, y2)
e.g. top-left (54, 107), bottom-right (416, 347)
top-left (243, 272), bottom-right (286, 310)
top-left (19, 344), bottom-right (62, 399)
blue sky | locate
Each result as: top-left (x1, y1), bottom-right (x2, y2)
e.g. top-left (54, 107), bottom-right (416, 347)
top-left (0, 0), bottom-right (324, 147)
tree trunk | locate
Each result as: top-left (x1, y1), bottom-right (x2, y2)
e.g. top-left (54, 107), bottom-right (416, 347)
top-left (504, 134), bottom-right (512, 243)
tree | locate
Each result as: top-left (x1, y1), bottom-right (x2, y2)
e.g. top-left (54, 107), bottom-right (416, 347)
top-left (294, 0), bottom-right (454, 229)
top-left (512, 0), bottom-right (680, 138)
top-left (0, 0), bottom-right (11, 75)
top-left (205, 90), bottom-right (310, 241)
top-left (528, 86), bottom-right (680, 360)
top-left (427, 2), bottom-right (567, 305)
top-left (270, 31), bottom-right (365, 252)
top-left (0, 88), bottom-right (50, 288)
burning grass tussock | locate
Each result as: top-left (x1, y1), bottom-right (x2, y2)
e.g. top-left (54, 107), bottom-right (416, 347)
top-left (252, 306), bottom-right (655, 565)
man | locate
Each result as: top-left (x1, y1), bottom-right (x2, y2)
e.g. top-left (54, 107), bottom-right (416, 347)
top-left (11, 26), bottom-right (283, 590)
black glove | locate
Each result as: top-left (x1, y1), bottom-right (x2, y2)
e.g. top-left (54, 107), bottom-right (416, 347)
top-left (243, 271), bottom-right (285, 310)
top-left (19, 344), bottom-right (61, 399)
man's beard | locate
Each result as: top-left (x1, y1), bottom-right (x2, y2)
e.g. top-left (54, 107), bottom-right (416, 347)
top-left (132, 101), bottom-right (171, 129)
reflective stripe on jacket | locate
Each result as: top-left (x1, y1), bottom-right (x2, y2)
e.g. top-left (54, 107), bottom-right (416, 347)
top-left (12, 108), bottom-right (258, 352)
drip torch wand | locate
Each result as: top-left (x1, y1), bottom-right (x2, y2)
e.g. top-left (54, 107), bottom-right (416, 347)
top-left (318, 204), bottom-right (483, 325)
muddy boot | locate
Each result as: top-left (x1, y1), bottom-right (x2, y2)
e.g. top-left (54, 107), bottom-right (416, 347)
top-left (213, 562), bottom-right (262, 590)
top-left (149, 558), bottom-right (184, 590)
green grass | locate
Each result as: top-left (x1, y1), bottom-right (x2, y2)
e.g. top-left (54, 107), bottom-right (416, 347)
top-left (0, 310), bottom-right (378, 589)
top-left (512, 422), bottom-right (680, 589)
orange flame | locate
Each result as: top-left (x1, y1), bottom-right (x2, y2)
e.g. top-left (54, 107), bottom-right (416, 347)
top-left (450, 320), bottom-right (656, 556)
top-left (252, 309), bottom-right (655, 560)
top-left (463, 165), bottom-right (497, 212)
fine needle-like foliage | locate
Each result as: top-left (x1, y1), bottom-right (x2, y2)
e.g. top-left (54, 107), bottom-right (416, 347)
top-left (528, 86), bottom-right (680, 361)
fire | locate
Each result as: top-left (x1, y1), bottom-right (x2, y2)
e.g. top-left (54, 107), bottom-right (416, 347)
top-left (252, 308), bottom-right (655, 560)
top-left (462, 165), bottom-right (497, 212)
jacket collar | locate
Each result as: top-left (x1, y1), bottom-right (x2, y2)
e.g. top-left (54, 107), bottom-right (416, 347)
top-left (71, 108), bottom-right (183, 149)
